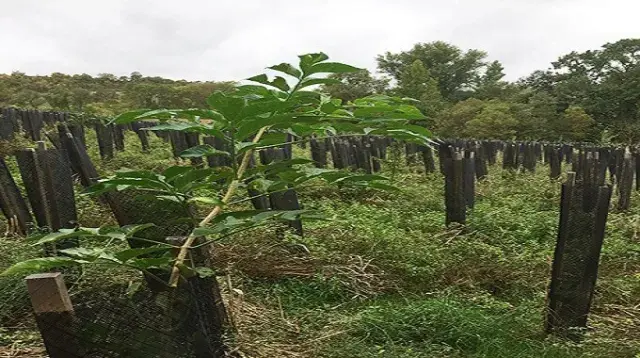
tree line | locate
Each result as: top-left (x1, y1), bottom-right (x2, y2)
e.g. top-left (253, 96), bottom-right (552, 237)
top-left (1, 38), bottom-right (639, 143)
top-left (0, 71), bottom-right (234, 117)
top-left (325, 38), bottom-right (640, 143)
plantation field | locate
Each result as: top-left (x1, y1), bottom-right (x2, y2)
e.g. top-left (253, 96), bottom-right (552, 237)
top-left (1, 131), bottom-right (639, 357)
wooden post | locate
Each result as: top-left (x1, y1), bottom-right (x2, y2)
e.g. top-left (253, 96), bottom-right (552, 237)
top-left (617, 150), bottom-right (634, 211)
top-left (463, 151), bottom-right (475, 209)
top-left (369, 137), bottom-right (382, 173)
top-left (444, 151), bottom-right (466, 226)
top-left (131, 121), bottom-right (150, 152)
top-left (549, 146), bottom-right (562, 179)
top-left (94, 122), bottom-right (114, 160)
top-left (420, 145), bottom-right (436, 174)
top-left (26, 273), bottom-right (83, 358)
top-left (0, 107), bottom-right (17, 140)
top-left (474, 143), bottom-right (488, 180)
top-left (112, 124), bottom-right (126, 151)
top-left (310, 136), bottom-right (327, 168)
top-left (329, 138), bottom-right (342, 169)
top-left (503, 142), bottom-right (515, 170)
top-left (266, 148), bottom-right (303, 236)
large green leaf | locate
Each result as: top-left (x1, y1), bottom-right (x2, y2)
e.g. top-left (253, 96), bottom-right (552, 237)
top-left (268, 63), bottom-right (302, 79)
top-left (306, 62), bottom-right (362, 75)
top-left (1, 257), bottom-right (86, 276)
top-left (180, 145), bottom-right (230, 158)
top-left (247, 74), bottom-right (291, 92)
top-left (188, 196), bottom-right (223, 206)
top-left (145, 122), bottom-right (224, 137)
top-left (206, 91), bottom-right (246, 122)
top-left (172, 168), bottom-right (218, 192)
top-left (121, 223), bottom-right (157, 237)
top-left (29, 229), bottom-right (96, 246)
top-left (112, 109), bottom-right (153, 124)
top-left (163, 166), bottom-right (194, 182)
top-left (299, 77), bottom-right (342, 89)
top-left (59, 247), bottom-right (118, 262)
top-left (299, 53), bottom-right (330, 73)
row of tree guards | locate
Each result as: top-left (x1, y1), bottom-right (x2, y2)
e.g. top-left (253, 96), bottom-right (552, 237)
top-left (1, 107), bottom-right (639, 355)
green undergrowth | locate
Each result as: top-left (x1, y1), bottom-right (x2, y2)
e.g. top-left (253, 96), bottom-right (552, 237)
top-left (1, 140), bottom-right (640, 357)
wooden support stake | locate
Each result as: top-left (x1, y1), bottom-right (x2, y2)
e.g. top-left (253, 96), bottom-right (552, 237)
top-left (26, 273), bottom-right (83, 358)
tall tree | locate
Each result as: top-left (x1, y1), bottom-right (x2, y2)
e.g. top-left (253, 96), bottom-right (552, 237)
top-left (556, 106), bottom-right (596, 141)
top-left (534, 38), bottom-right (640, 141)
top-left (475, 61), bottom-right (511, 100)
top-left (465, 100), bottom-right (518, 139)
top-left (396, 60), bottom-right (445, 120)
top-left (377, 41), bottom-right (491, 101)
top-left (435, 98), bottom-right (484, 137)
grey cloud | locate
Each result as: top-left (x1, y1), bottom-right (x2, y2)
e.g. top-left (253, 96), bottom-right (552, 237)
top-left (1, 0), bottom-right (639, 82)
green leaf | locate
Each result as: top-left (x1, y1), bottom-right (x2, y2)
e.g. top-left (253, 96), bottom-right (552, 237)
top-left (59, 247), bottom-right (118, 262)
top-left (247, 74), bottom-right (291, 92)
top-left (307, 62), bottom-right (362, 75)
top-left (173, 168), bottom-right (217, 192)
top-left (192, 227), bottom-right (220, 236)
top-left (133, 109), bottom-right (177, 120)
top-left (29, 230), bottom-right (89, 246)
top-left (135, 194), bottom-right (182, 204)
top-left (333, 174), bottom-right (388, 184)
top-left (112, 109), bottom-right (153, 124)
top-left (121, 223), bottom-right (156, 237)
top-left (268, 63), bottom-right (302, 79)
top-left (173, 109), bottom-right (226, 123)
top-left (206, 91), bottom-right (246, 122)
top-left (299, 53), bottom-right (329, 73)
top-left (241, 98), bottom-right (285, 118)
top-left (235, 141), bottom-right (259, 153)
top-left (145, 122), bottom-right (222, 137)
top-left (96, 177), bottom-right (170, 191)
top-left (194, 267), bottom-right (216, 278)
top-left (163, 166), bottom-right (193, 182)
top-left (188, 197), bottom-right (223, 206)
top-left (1, 257), bottom-right (85, 276)
top-left (299, 77), bottom-right (342, 89)
top-left (180, 145), bottom-right (230, 158)
top-left (247, 178), bottom-right (275, 193)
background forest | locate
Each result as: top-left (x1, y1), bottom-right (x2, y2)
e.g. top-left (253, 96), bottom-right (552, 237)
top-left (1, 38), bottom-right (639, 143)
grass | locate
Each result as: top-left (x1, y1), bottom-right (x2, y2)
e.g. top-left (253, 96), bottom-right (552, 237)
top-left (1, 135), bottom-right (640, 357)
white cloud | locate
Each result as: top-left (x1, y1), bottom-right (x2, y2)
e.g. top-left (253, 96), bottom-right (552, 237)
top-left (0, 0), bottom-right (638, 81)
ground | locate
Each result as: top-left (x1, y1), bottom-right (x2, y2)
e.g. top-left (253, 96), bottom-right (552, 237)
top-left (0, 133), bottom-right (639, 357)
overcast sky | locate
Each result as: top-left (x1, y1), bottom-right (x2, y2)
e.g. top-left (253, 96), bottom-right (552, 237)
top-left (0, 0), bottom-right (638, 82)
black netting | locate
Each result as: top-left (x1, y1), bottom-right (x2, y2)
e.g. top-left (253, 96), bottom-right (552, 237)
top-left (27, 280), bottom-right (226, 358)
top-left (547, 166), bottom-right (612, 339)
top-left (0, 157), bottom-right (32, 234)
